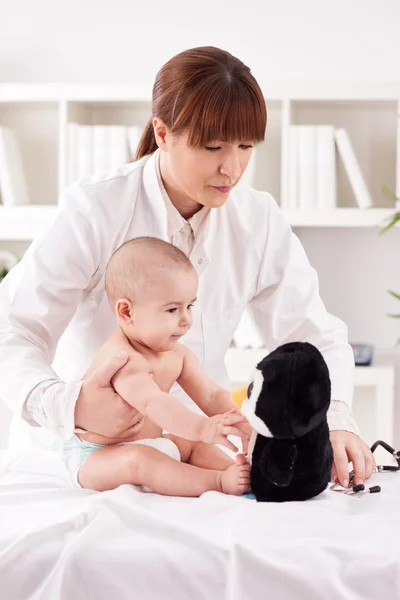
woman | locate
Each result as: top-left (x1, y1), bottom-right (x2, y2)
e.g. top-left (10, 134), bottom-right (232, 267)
top-left (0, 46), bottom-right (374, 488)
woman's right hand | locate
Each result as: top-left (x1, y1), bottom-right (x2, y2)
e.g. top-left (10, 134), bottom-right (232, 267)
top-left (74, 351), bottom-right (145, 439)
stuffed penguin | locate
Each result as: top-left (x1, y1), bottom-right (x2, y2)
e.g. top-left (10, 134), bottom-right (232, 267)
top-left (233, 341), bottom-right (333, 502)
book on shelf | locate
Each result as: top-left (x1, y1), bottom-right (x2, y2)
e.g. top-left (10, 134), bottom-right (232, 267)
top-left (316, 125), bottom-right (336, 210)
top-left (0, 127), bottom-right (30, 206)
top-left (285, 125), bottom-right (336, 210)
top-left (297, 126), bottom-right (318, 209)
top-left (334, 128), bottom-right (373, 209)
top-left (285, 124), bottom-right (371, 210)
top-left (67, 124), bottom-right (143, 186)
top-left (127, 126), bottom-right (143, 160)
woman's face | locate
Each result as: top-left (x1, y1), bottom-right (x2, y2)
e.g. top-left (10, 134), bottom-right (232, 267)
top-left (156, 121), bottom-right (254, 217)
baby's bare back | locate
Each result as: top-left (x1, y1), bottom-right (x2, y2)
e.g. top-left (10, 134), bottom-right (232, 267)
top-left (78, 327), bottom-right (185, 445)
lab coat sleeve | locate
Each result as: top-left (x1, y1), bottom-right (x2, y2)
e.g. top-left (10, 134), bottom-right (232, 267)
top-left (250, 196), bottom-right (359, 435)
top-left (0, 183), bottom-right (100, 440)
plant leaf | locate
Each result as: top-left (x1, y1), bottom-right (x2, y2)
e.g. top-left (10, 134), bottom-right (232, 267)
top-left (379, 211), bottom-right (400, 235)
top-left (382, 184), bottom-right (399, 204)
top-left (386, 313), bottom-right (400, 319)
top-left (388, 290), bottom-right (400, 301)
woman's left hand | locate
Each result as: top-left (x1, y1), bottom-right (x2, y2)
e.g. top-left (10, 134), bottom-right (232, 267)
top-left (330, 430), bottom-right (376, 487)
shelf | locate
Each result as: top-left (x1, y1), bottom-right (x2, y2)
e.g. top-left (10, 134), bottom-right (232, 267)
top-left (1, 83), bottom-right (400, 102)
top-left (0, 83), bottom-right (398, 239)
top-left (225, 347), bottom-right (395, 388)
top-left (281, 208), bottom-right (396, 228)
top-left (0, 205), bottom-right (57, 241)
top-left (0, 205), bottom-right (397, 241)
top-left (0, 84), bottom-right (153, 103)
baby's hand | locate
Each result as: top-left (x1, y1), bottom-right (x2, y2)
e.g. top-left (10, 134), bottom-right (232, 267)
top-left (199, 408), bottom-right (250, 452)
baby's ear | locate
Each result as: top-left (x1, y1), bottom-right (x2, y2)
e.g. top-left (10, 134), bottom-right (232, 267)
top-left (260, 440), bottom-right (298, 487)
top-left (116, 298), bottom-right (133, 323)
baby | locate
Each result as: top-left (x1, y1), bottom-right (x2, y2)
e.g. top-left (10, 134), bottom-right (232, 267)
top-left (62, 237), bottom-right (251, 496)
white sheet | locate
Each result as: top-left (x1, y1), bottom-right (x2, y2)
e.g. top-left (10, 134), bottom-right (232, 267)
top-left (1, 449), bottom-right (399, 600)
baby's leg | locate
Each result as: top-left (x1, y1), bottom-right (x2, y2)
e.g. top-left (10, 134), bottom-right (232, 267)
top-left (78, 444), bottom-right (250, 496)
top-left (163, 434), bottom-right (250, 494)
top-left (164, 433), bottom-right (235, 470)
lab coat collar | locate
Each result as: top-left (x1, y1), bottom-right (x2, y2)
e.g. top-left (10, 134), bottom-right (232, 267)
top-left (142, 150), bottom-right (169, 241)
top-left (154, 148), bottom-right (211, 241)
top-left (142, 149), bottom-right (213, 274)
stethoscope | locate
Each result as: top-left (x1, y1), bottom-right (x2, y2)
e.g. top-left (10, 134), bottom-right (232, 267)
top-left (330, 439), bottom-right (400, 497)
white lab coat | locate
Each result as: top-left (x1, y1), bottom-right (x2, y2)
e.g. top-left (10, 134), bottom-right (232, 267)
top-left (0, 150), bottom-right (356, 452)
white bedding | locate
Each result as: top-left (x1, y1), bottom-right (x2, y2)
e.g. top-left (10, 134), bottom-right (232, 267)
top-left (0, 449), bottom-right (399, 600)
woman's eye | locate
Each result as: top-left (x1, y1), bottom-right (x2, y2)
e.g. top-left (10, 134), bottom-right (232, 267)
top-left (240, 144), bottom-right (254, 150)
top-left (167, 308), bottom-right (177, 314)
top-left (188, 303), bottom-right (194, 309)
top-left (205, 146), bottom-right (221, 152)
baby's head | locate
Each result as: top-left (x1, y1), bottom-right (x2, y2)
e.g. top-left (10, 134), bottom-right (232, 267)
top-left (105, 237), bottom-right (198, 352)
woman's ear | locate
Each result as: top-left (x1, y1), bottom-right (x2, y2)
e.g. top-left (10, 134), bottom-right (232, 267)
top-left (153, 117), bottom-right (169, 149)
top-left (115, 298), bottom-right (133, 324)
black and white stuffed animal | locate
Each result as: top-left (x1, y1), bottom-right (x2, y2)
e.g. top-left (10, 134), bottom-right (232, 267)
top-left (241, 341), bottom-right (334, 502)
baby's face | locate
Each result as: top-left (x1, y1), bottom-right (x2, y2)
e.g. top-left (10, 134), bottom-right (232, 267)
top-left (130, 268), bottom-right (198, 352)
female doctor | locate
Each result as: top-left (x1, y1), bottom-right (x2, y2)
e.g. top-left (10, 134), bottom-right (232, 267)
top-left (0, 46), bottom-right (375, 488)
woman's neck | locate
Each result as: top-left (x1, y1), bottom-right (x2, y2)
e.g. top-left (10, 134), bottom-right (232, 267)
top-left (159, 153), bottom-right (202, 220)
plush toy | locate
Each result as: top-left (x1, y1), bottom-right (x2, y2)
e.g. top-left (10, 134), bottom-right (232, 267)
top-left (231, 341), bottom-right (333, 502)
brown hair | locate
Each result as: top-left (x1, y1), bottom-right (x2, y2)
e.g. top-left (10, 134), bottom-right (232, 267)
top-left (133, 46), bottom-right (267, 161)
top-left (105, 236), bottom-right (196, 308)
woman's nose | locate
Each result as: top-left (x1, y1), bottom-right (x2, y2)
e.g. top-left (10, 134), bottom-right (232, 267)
top-left (220, 152), bottom-right (241, 181)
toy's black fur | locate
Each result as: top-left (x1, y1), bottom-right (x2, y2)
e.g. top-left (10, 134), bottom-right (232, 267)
top-left (248, 342), bottom-right (333, 502)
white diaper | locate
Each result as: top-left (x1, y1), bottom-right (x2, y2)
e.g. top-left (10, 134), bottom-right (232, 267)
top-left (62, 436), bottom-right (181, 490)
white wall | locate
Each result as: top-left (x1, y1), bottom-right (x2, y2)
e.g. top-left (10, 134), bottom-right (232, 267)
top-left (0, 0), bottom-right (399, 85)
top-left (1, 0), bottom-right (400, 443)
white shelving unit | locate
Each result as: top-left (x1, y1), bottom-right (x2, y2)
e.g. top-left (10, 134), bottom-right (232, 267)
top-left (0, 83), bottom-right (399, 238)
top-left (0, 83), bottom-right (398, 450)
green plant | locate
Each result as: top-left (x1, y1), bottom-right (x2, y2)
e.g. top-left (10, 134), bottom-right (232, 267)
top-left (380, 185), bottom-right (400, 323)
top-left (0, 267), bottom-right (8, 279)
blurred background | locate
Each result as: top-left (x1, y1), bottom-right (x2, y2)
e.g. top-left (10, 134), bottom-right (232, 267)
top-left (1, 0), bottom-right (400, 453)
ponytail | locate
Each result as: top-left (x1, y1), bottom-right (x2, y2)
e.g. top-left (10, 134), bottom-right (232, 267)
top-left (132, 119), bottom-right (158, 161)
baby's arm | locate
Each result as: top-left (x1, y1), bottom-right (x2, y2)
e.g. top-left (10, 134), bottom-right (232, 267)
top-left (111, 353), bottom-right (247, 451)
top-left (177, 347), bottom-right (253, 451)
top-left (177, 346), bottom-right (238, 416)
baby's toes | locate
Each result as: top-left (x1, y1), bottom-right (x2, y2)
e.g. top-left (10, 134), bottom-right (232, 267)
top-left (238, 469), bottom-right (251, 483)
top-left (235, 453), bottom-right (248, 467)
top-left (237, 465), bottom-right (250, 477)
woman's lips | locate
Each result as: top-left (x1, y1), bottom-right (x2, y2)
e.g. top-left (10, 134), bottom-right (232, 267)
top-left (212, 186), bottom-right (232, 194)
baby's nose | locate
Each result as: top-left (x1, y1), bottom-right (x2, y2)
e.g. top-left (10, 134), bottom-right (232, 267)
top-left (180, 313), bottom-right (192, 328)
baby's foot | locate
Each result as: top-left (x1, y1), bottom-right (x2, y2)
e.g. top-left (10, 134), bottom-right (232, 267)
top-left (218, 453), bottom-right (251, 495)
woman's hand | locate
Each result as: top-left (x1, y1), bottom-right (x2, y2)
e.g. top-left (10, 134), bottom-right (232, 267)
top-left (75, 351), bottom-right (145, 438)
top-left (199, 408), bottom-right (250, 452)
top-left (330, 430), bottom-right (376, 487)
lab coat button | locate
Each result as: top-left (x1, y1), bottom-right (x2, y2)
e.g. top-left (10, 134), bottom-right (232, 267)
top-left (198, 258), bottom-right (203, 265)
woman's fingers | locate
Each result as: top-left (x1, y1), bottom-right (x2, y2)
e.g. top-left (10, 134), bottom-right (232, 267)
top-left (331, 437), bottom-right (350, 487)
top-left (222, 425), bottom-right (248, 439)
top-left (92, 351), bottom-right (129, 388)
top-left (219, 437), bottom-right (240, 452)
top-left (223, 413), bottom-right (247, 425)
top-left (363, 441), bottom-right (376, 479)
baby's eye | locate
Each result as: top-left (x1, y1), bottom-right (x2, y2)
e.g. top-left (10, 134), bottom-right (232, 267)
top-left (167, 308), bottom-right (177, 314)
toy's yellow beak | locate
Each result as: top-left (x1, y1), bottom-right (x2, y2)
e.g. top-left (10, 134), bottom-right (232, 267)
top-left (230, 386), bottom-right (248, 408)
